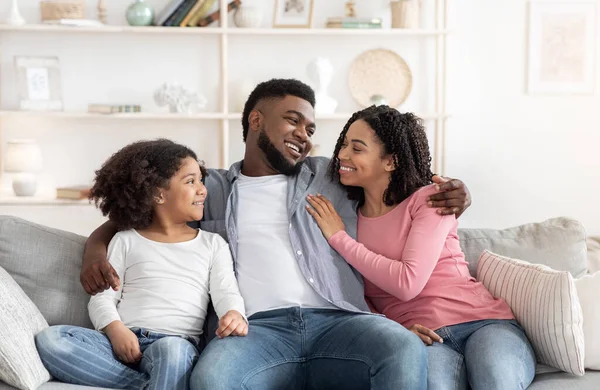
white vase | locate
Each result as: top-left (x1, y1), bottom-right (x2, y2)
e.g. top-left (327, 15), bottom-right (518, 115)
top-left (6, 0), bottom-right (26, 26)
top-left (233, 6), bottom-right (262, 28)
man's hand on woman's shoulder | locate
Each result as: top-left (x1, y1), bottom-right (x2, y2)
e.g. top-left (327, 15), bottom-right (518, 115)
top-left (428, 175), bottom-right (472, 218)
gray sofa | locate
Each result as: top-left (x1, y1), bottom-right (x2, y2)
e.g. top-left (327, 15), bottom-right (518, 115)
top-left (0, 215), bottom-right (598, 389)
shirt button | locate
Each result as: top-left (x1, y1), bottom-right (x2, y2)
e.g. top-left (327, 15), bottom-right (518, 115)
top-left (296, 250), bottom-right (302, 256)
top-left (309, 278), bottom-right (314, 283)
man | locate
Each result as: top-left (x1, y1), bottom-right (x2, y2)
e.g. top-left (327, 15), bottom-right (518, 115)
top-left (81, 79), bottom-right (471, 389)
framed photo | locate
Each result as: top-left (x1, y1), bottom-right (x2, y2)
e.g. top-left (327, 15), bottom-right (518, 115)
top-left (526, 1), bottom-right (597, 94)
top-left (273, 0), bottom-right (314, 28)
top-left (15, 56), bottom-right (63, 111)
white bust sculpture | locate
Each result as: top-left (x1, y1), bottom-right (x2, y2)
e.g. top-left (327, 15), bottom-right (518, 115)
top-left (306, 57), bottom-right (338, 115)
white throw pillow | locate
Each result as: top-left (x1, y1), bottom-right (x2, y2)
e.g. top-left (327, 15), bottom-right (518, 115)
top-left (0, 265), bottom-right (51, 389)
top-left (575, 271), bottom-right (600, 369)
top-left (476, 250), bottom-right (585, 376)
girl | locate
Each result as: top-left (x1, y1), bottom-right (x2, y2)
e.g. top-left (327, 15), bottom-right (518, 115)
top-left (306, 106), bottom-right (536, 390)
top-left (36, 139), bottom-right (247, 390)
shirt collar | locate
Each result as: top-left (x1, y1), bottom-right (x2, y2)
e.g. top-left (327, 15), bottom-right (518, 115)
top-left (225, 159), bottom-right (315, 184)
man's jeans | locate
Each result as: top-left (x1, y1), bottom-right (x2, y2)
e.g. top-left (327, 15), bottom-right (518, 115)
top-left (36, 325), bottom-right (201, 390)
top-left (427, 319), bottom-right (536, 390)
top-left (191, 307), bottom-right (427, 390)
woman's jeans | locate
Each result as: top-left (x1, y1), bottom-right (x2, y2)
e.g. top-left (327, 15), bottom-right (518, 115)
top-left (36, 325), bottom-right (201, 390)
top-left (427, 319), bottom-right (536, 390)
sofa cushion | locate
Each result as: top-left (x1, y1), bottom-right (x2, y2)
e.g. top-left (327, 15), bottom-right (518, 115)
top-left (528, 370), bottom-right (600, 390)
top-left (0, 216), bottom-right (92, 328)
top-left (458, 217), bottom-right (588, 278)
top-left (477, 250), bottom-right (585, 376)
top-left (575, 271), bottom-right (600, 370)
top-left (0, 265), bottom-right (51, 390)
top-left (587, 237), bottom-right (600, 273)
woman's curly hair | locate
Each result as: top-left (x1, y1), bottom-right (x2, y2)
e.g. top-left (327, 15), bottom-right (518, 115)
top-left (327, 105), bottom-right (433, 206)
top-left (89, 138), bottom-right (206, 231)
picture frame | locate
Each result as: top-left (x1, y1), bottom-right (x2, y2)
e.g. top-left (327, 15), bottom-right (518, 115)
top-left (15, 56), bottom-right (63, 111)
top-left (526, 1), bottom-right (597, 94)
top-left (273, 0), bottom-right (314, 28)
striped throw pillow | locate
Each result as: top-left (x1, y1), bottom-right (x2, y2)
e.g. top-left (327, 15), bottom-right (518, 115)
top-left (476, 250), bottom-right (585, 376)
top-left (0, 266), bottom-right (51, 389)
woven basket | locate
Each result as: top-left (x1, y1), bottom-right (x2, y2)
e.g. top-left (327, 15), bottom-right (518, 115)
top-left (40, 1), bottom-right (85, 21)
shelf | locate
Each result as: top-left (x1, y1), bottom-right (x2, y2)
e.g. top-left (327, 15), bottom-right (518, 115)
top-left (0, 24), bottom-right (448, 36)
top-left (0, 24), bottom-right (222, 34)
top-left (225, 28), bottom-right (448, 36)
top-left (0, 194), bottom-right (93, 206)
top-left (227, 113), bottom-right (449, 121)
top-left (0, 111), bottom-right (449, 121)
top-left (0, 111), bottom-right (227, 120)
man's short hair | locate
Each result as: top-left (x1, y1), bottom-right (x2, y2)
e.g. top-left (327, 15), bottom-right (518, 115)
top-left (241, 78), bottom-right (316, 142)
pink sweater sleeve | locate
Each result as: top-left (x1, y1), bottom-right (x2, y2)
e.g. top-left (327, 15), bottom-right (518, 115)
top-left (328, 189), bottom-right (456, 301)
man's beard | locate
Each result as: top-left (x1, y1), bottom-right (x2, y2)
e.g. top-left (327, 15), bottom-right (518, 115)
top-left (257, 129), bottom-right (304, 176)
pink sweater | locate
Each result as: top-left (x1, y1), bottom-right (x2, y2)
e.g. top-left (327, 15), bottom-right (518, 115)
top-left (329, 185), bottom-right (514, 331)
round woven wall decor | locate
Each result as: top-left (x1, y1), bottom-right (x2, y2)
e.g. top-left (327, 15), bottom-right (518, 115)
top-left (348, 49), bottom-right (413, 108)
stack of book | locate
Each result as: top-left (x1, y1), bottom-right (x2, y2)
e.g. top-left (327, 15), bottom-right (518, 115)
top-left (88, 104), bottom-right (142, 114)
top-left (56, 186), bottom-right (91, 200)
top-left (326, 17), bottom-right (382, 29)
top-left (156, 0), bottom-right (241, 27)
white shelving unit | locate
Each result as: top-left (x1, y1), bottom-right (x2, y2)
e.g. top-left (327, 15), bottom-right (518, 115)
top-left (0, 0), bottom-right (449, 209)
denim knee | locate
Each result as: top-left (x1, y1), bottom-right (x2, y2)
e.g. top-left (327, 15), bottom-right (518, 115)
top-left (145, 337), bottom-right (199, 368)
top-left (36, 325), bottom-right (70, 357)
top-left (190, 354), bottom-right (223, 390)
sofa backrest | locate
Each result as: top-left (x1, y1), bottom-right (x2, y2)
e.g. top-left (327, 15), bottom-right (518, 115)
top-left (0, 215), bottom-right (589, 331)
top-left (0, 215), bottom-right (92, 328)
top-left (458, 217), bottom-right (588, 278)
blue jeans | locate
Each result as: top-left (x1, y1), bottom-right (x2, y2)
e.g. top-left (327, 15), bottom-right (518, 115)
top-left (36, 325), bottom-right (201, 390)
top-left (427, 319), bottom-right (536, 390)
top-left (191, 307), bottom-right (427, 390)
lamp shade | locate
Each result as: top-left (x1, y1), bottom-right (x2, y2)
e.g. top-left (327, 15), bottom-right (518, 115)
top-left (4, 139), bottom-right (43, 173)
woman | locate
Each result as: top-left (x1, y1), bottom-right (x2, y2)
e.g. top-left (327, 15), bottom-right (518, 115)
top-left (306, 106), bottom-right (535, 390)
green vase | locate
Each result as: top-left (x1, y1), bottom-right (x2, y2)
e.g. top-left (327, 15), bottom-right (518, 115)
top-left (126, 0), bottom-right (155, 26)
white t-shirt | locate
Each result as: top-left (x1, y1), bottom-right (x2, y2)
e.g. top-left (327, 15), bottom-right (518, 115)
top-left (88, 229), bottom-right (245, 337)
top-left (235, 173), bottom-right (335, 317)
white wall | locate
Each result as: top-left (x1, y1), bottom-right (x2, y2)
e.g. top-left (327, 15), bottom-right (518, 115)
top-left (0, 0), bottom-right (599, 236)
top-left (445, 0), bottom-right (600, 235)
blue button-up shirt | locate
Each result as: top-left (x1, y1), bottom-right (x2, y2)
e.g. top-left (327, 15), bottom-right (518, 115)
top-left (197, 156), bottom-right (370, 314)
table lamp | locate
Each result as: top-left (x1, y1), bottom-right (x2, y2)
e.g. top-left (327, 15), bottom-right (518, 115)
top-left (4, 139), bottom-right (43, 196)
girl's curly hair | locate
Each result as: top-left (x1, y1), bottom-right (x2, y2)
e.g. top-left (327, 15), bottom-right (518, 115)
top-left (89, 138), bottom-right (206, 231)
top-left (327, 105), bottom-right (433, 206)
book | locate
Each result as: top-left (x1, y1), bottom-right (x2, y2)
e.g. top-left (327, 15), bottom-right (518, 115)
top-left (180, 0), bottom-right (206, 27)
top-left (155, 0), bottom-right (186, 26)
top-left (43, 19), bottom-right (104, 27)
top-left (164, 0), bottom-right (197, 26)
top-left (197, 0), bottom-right (241, 27)
top-left (187, 0), bottom-right (217, 27)
top-left (326, 17), bottom-right (382, 29)
top-left (88, 104), bottom-right (142, 114)
top-left (327, 17), bottom-right (383, 24)
top-left (56, 186), bottom-right (91, 200)
top-left (326, 22), bottom-right (382, 29)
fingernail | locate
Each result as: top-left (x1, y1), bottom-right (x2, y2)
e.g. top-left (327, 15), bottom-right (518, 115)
top-left (439, 338), bottom-right (444, 343)
top-left (427, 201), bottom-right (433, 207)
top-left (435, 185), bottom-right (440, 191)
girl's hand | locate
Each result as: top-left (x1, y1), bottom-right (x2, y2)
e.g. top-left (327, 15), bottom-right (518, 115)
top-left (408, 324), bottom-right (444, 346)
top-left (306, 194), bottom-right (345, 241)
top-left (216, 310), bottom-right (248, 338)
top-left (104, 321), bottom-right (142, 363)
